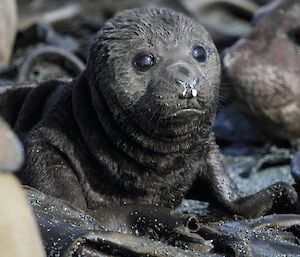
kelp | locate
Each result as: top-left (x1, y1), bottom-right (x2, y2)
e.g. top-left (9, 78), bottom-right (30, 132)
top-left (27, 186), bottom-right (300, 257)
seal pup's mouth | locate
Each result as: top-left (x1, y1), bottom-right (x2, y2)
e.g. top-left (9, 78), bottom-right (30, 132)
top-left (167, 108), bottom-right (205, 119)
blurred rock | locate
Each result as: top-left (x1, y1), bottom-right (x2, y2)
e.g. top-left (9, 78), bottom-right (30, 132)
top-left (0, 117), bottom-right (44, 257)
top-left (178, 0), bottom-right (258, 45)
top-left (15, 0), bottom-right (273, 51)
top-left (0, 0), bottom-right (17, 65)
top-left (213, 106), bottom-right (266, 155)
top-left (223, 0), bottom-right (300, 141)
top-left (17, 0), bottom-right (81, 30)
top-left (0, 117), bottom-right (23, 171)
top-left (16, 0), bottom-right (152, 30)
top-left (0, 175), bottom-right (45, 257)
top-left (153, 0), bottom-right (275, 49)
top-left (223, 154), bottom-right (295, 195)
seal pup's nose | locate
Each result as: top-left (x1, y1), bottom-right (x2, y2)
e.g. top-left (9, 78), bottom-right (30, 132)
top-left (176, 77), bottom-right (199, 99)
top-left (165, 60), bottom-right (199, 99)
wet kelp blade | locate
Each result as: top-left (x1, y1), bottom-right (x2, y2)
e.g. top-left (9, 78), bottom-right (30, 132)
top-left (201, 216), bottom-right (300, 257)
top-left (26, 187), bottom-right (215, 257)
top-left (26, 186), bottom-right (300, 257)
top-left (65, 231), bottom-right (218, 257)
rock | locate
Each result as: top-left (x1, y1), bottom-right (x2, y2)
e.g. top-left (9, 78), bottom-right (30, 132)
top-left (0, 117), bottom-right (44, 257)
top-left (0, 174), bottom-right (45, 257)
top-left (17, 0), bottom-right (81, 30)
top-left (213, 106), bottom-right (266, 155)
top-left (223, 154), bottom-right (295, 195)
top-left (222, 0), bottom-right (300, 141)
top-left (0, 0), bottom-right (17, 65)
top-left (176, 0), bottom-right (259, 48)
top-left (0, 117), bottom-right (23, 172)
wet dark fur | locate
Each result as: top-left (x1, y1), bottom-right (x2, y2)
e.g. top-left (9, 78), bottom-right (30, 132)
top-left (0, 8), bottom-right (297, 216)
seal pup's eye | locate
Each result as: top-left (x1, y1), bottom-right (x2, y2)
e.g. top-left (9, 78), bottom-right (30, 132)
top-left (133, 52), bottom-right (155, 72)
top-left (192, 45), bottom-right (207, 63)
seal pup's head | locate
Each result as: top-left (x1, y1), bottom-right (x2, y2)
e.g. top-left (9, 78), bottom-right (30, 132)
top-left (87, 8), bottom-right (220, 142)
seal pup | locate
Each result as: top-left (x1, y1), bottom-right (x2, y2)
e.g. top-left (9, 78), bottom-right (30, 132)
top-left (0, 8), bottom-right (297, 217)
top-left (222, 0), bottom-right (300, 141)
